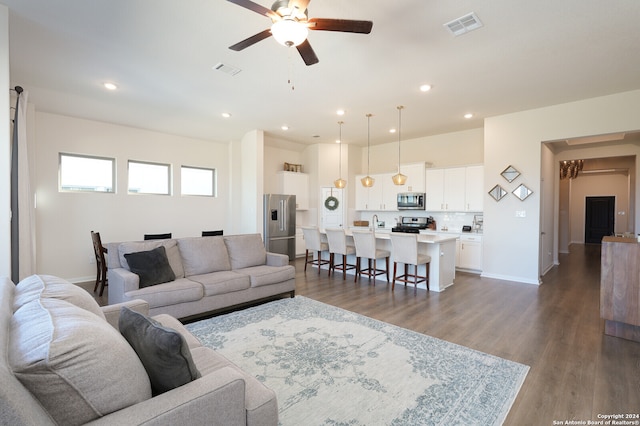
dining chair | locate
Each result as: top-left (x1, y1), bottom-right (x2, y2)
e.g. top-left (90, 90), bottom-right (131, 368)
top-left (90, 231), bottom-right (108, 296)
top-left (144, 233), bottom-right (172, 240)
top-left (352, 230), bottom-right (390, 284)
top-left (325, 228), bottom-right (356, 280)
top-left (389, 232), bottom-right (431, 291)
top-left (301, 226), bottom-right (331, 274)
top-left (202, 230), bottom-right (223, 236)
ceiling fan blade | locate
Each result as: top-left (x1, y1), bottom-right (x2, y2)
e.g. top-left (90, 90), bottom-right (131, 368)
top-left (308, 18), bottom-right (373, 34)
top-left (227, 0), bottom-right (279, 20)
top-left (229, 29), bottom-right (273, 51)
top-left (288, 0), bottom-right (310, 13)
top-left (296, 39), bottom-right (319, 66)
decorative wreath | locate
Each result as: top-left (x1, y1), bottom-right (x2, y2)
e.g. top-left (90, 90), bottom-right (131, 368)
top-left (324, 196), bottom-right (339, 211)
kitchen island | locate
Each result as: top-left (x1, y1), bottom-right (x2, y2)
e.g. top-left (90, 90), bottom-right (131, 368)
top-left (319, 229), bottom-right (457, 292)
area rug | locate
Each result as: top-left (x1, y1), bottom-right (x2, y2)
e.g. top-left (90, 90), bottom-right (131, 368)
top-left (186, 296), bottom-right (528, 426)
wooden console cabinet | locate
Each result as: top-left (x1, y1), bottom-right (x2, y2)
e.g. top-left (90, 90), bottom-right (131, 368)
top-left (600, 236), bottom-right (640, 342)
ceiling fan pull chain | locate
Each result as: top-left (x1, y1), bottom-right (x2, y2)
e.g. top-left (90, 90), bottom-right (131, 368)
top-left (288, 47), bottom-right (296, 90)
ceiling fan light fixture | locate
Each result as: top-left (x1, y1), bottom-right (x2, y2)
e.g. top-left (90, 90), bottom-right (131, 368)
top-left (271, 19), bottom-right (308, 47)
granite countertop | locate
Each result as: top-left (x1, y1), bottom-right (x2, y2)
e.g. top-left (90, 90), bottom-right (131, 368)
top-left (342, 229), bottom-right (458, 244)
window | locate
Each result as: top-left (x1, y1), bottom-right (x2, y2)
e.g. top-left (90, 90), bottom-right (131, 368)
top-left (59, 153), bottom-right (115, 193)
top-left (128, 160), bottom-right (171, 195)
top-left (181, 166), bottom-right (216, 197)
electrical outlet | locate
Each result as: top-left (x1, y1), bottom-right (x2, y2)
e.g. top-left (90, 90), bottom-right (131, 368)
top-left (515, 210), bottom-right (526, 218)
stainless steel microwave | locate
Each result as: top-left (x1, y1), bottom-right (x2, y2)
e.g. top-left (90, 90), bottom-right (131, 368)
top-left (397, 192), bottom-right (425, 210)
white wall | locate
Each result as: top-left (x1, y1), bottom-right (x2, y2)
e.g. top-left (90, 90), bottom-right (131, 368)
top-left (484, 89), bottom-right (640, 284)
top-left (34, 112), bottom-right (231, 282)
top-left (0, 5), bottom-right (10, 278)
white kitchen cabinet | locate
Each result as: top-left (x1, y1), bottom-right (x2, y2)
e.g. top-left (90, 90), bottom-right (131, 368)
top-left (426, 168), bottom-right (465, 211)
top-left (277, 171), bottom-right (309, 210)
top-left (355, 173), bottom-right (396, 211)
top-left (464, 165), bottom-right (484, 212)
top-left (295, 228), bottom-right (305, 257)
top-left (396, 162), bottom-right (426, 193)
top-left (458, 234), bottom-right (483, 272)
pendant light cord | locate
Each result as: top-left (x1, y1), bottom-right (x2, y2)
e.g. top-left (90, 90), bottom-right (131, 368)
top-left (366, 114), bottom-right (372, 174)
top-left (397, 106), bottom-right (403, 173)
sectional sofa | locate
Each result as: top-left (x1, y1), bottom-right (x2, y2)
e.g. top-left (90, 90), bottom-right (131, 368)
top-left (1, 274), bottom-right (278, 425)
top-left (106, 233), bottom-right (296, 319)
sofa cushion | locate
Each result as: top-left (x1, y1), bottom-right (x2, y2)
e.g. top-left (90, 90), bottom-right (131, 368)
top-left (124, 246), bottom-right (176, 288)
top-left (177, 236), bottom-right (231, 276)
top-left (119, 307), bottom-right (201, 395)
top-left (119, 239), bottom-right (185, 279)
top-left (223, 234), bottom-right (267, 270)
top-left (13, 274), bottom-right (105, 319)
top-left (238, 265), bottom-right (296, 288)
top-left (188, 271), bottom-right (251, 296)
top-left (125, 278), bottom-right (203, 309)
top-left (9, 298), bottom-right (151, 426)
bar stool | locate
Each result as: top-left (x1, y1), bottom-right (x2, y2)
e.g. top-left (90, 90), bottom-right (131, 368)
top-left (352, 230), bottom-right (390, 284)
top-left (389, 233), bottom-right (431, 291)
top-left (325, 228), bottom-right (356, 280)
top-left (301, 226), bottom-right (331, 274)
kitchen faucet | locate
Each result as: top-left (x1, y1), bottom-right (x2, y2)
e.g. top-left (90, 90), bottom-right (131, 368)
top-left (372, 214), bottom-right (379, 230)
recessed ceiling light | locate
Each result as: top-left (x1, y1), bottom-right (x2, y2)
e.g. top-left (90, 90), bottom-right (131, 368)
top-left (103, 82), bottom-right (118, 91)
top-left (221, 112), bottom-right (231, 118)
top-left (464, 113), bottom-right (473, 119)
top-left (389, 128), bottom-right (396, 133)
top-left (420, 84), bottom-right (432, 92)
top-left (335, 139), bottom-right (341, 144)
top-left (336, 109), bottom-right (345, 116)
top-left (281, 125), bottom-right (289, 131)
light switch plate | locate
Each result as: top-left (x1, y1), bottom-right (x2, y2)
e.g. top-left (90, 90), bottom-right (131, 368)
top-left (515, 210), bottom-right (526, 218)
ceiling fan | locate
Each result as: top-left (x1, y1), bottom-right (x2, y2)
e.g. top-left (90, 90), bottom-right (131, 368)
top-left (227, 0), bottom-right (373, 66)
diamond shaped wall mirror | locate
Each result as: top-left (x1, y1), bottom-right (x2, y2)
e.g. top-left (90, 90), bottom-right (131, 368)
top-left (512, 184), bottom-right (533, 201)
top-left (489, 184), bottom-right (508, 201)
top-left (501, 165), bottom-right (520, 183)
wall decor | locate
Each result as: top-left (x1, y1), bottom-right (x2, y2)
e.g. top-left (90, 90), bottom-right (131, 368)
top-left (501, 165), bottom-right (520, 183)
top-left (488, 184), bottom-right (508, 201)
top-left (284, 162), bottom-right (302, 172)
top-left (512, 184), bottom-right (533, 201)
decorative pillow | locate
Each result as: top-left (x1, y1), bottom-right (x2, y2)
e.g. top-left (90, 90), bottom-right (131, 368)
top-left (119, 306), bottom-right (201, 395)
top-left (124, 246), bottom-right (176, 288)
top-left (177, 236), bottom-right (231, 276)
top-left (118, 239), bottom-right (185, 279)
top-left (9, 299), bottom-right (151, 425)
top-left (14, 274), bottom-right (105, 319)
top-left (224, 234), bottom-right (267, 270)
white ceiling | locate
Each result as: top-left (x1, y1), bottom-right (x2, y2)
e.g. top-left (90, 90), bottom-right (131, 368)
top-left (4, 0), bottom-right (640, 146)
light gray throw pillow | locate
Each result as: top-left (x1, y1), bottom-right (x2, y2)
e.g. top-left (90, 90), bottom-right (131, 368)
top-left (224, 233), bottom-right (267, 270)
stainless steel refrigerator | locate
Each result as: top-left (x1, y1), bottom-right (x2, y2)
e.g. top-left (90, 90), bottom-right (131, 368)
top-left (263, 194), bottom-right (296, 261)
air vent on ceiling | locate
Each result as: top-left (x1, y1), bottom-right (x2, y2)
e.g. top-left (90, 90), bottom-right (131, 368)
top-left (444, 12), bottom-right (483, 36)
top-left (213, 62), bottom-right (242, 76)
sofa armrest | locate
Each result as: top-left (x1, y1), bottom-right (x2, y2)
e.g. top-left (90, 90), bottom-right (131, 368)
top-left (101, 299), bottom-right (150, 330)
top-left (266, 252), bottom-right (289, 267)
top-left (107, 267), bottom-right (140, 304)
top-left (86, 367), bottom-right (247, 426)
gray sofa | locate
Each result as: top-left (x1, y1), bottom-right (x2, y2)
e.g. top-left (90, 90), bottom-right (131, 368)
top-left (1, 274), bottom-right (278, 426)
top-left (106, 233), bottom-right (295, 319)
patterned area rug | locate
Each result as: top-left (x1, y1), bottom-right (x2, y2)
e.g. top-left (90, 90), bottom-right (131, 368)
top-left (186, 296), bottom-right (528, 426)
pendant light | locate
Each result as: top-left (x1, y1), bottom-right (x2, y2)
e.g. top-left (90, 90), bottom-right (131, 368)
top-left (391, 105), bottom-right (407, 185)
top-left (361, 113), bottom-right (375, 187)
top-left (334, 121), bottom-right (347, 189)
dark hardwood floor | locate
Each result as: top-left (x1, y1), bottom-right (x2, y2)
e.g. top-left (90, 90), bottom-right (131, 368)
top-left (85, 244), bottom-right (640, 425)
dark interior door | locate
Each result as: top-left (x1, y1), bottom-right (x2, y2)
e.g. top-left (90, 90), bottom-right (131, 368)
top-left (585, 196), bottom-right (615, 244)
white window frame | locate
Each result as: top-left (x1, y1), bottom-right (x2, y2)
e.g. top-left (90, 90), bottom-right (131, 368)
top-left (127, 160), bottom-right (172, 195)
top-left (181, 165), bottom-right (217, 197)
top-left (59, 153), bottom-right (115, 193)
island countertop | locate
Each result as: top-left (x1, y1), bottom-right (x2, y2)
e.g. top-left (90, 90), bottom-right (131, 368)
top-left (319, 229), bottom-right (457, 292)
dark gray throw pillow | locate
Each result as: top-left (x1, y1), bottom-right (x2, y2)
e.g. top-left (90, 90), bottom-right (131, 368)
top-left (124, 246), bottom-right (176, 288)
top-left (119, 306), bottom-right (201, 395)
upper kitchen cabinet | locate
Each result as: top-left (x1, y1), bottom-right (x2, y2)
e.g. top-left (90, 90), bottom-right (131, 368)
top-left (355, 173), bottom-right (397, 211)
top-left (426, 167), bottom-right (465, 211)
top-left (277, 171), bottom-right (309, 210)
top-left (425, 166), bottom-right (483, 212)
top-left (464, 165), bottom-right (484, 212)
top-left (395, 162), bottom-right (426, 193)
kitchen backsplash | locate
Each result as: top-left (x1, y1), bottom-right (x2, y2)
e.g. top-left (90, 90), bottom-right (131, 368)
top-left (354, 211), bottom-right (481, 233)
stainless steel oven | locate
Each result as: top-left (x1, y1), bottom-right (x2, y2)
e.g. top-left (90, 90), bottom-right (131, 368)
top-left (397, 192), bottom-right (425, 210)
